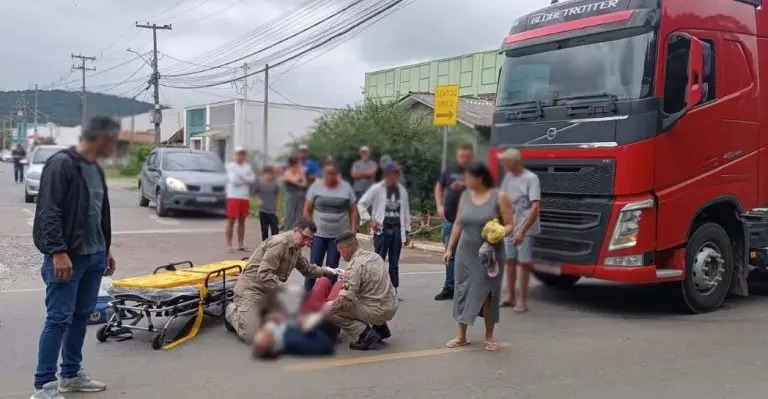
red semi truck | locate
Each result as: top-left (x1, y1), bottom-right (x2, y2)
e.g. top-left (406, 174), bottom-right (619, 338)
top-left (489, 0), bottom-right (768, 312)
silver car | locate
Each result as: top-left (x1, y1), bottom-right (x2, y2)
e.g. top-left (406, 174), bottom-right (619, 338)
top-left (25, 145), bottom-right (68, 203)
top-left (0, 149), bottom-right (12, 163)
top-left (138, 148), bottom-right (228, 217)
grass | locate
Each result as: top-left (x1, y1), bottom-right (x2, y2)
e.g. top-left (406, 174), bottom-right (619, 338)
top-left (104, 167), bottom-right (137, 180)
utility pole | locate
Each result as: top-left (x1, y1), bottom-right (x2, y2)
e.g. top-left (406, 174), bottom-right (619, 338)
top-left (33, 84), bottom-right (39, 140)
top-left (262, 64), bottom-right (269, 168)
top-left (136, 22), bottom-right (172, 147)
top-left (71, 54), bottom-right (96, 130)
top-left (241, 62), bottom-right (249, 153)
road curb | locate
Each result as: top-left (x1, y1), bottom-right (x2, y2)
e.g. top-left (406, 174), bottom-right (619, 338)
top-left (355, 233), bottom-right (444, 253)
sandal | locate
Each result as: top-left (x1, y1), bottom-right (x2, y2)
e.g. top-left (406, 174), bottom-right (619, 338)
top-left (500, 299), bottom-right (514, 308)
top-left (445, 338), bottom-right (469, 348)
top-left (238, 247), bottom-right (252, 252)
top-left (513, 305), bottom-right (528, 313)
top-left (484, 341), bottom-right (499, 351)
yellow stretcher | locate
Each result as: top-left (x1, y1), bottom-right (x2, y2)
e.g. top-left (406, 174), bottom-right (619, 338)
top-left (95, 259), bottom-right (246, 350)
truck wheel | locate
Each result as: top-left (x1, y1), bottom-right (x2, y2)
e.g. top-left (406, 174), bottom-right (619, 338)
top-left (533, 272), bottom-right (580, 289)
top-left (681, 223), bottom-right (734, 313)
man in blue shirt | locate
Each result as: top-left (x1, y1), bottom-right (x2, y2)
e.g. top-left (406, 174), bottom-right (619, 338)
top-left (297, 144), bottom-right (321, 181)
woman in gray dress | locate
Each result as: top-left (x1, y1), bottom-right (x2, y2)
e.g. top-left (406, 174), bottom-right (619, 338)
top-left (443, 162), bottom-right (515, 352)
top-left (281, 155), bottom-right (308, 231)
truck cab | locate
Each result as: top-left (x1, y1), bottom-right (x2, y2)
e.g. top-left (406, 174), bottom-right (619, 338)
top-left (490, 0), bottom-right (767, 312)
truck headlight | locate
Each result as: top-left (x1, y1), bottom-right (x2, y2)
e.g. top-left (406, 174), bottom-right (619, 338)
top-left (165, 177), bottom-right (187, 192)
top-left (608, 198), bottom-right (654, 251)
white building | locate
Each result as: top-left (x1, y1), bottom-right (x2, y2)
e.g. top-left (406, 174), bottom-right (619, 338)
top-left (184, 100), bottom-right (336, 164)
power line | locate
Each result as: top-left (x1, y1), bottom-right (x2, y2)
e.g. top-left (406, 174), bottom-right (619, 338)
top-left (172, 0), bottom-right (248, 24)
top-left (136, 22), bottom-right (173, 146)
top-left (164, 0), bottom-right (407, 89)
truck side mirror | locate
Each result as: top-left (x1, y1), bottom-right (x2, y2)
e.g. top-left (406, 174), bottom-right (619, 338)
top-left (686, 37), bottom-right (704, 111)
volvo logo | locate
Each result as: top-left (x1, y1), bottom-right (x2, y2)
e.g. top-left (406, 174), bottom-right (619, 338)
top-left (546, 127), bottom-right (558, 140)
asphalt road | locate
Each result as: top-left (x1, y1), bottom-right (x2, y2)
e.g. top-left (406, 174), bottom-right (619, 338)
top-left (1, 162), bottom-right (768, 399)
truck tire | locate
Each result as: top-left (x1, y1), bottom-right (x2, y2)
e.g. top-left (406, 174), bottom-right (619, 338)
top-left (533, 272), bottom-right (580, 289)
top-left (681, 222), bottom-right (734, 313)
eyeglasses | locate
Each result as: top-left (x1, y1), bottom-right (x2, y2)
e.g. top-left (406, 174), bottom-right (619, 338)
top-left (299, 230), bottom-right (314, 243)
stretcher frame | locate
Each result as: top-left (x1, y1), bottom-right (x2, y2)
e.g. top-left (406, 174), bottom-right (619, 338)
top-left (95, 259), bottom-right (245, 350)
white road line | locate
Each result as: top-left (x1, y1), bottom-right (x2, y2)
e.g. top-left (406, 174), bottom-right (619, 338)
top-left (149, 214), bottom-right (181, 225)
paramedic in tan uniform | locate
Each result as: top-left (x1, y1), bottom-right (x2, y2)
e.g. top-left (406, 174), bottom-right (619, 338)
top-left (327, 231), bottom-right (398, 350)
top-left (226, 218), bottom-right (340, 342)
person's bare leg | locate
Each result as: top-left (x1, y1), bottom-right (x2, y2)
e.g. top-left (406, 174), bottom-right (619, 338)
top-left (516, 264), bottom-right (532, 312)
top-left (237, 217), bottom-right (247, 249)
top-left (447, 323), bottom-right (469, 347)
top-left (502, 259), bottom-right (517, 306)
top-left (482, 295), bottom-right (497, 350)
top-left (225, 218), bottom-right (235, 252)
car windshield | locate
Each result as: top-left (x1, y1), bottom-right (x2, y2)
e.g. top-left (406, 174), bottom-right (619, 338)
top-left (162, 152), bottom-right (225, 172)
top-left (496, 31), bottom-right (656, 107)
top-left (32, 148), bottom-right (63, 164)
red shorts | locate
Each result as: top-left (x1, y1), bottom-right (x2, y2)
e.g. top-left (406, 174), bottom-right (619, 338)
top-left (226, 198), bottom-right (250, 219)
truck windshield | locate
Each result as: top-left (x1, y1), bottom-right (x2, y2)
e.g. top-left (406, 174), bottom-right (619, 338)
top-left (496, 31), bottom-right (656, 107)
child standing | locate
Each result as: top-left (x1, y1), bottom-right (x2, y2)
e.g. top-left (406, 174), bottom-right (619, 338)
top-left (254, 166), bottom-right (280, 241)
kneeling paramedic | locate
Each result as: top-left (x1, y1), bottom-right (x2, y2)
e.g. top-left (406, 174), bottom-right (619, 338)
top-left (226, 218), bottom-right (340, 342)
top-left (326, 231), bottom-right (398, 350)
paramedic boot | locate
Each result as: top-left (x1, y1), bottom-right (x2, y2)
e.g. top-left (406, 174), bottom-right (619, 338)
top-left (349, 326), bottom-right (381, 351)
top-left (30, 382), bottom-right (65, 399)
top-left (58, 370), bottom-right (106, 393)
top-left (373, 323), bottom-right (391, 341)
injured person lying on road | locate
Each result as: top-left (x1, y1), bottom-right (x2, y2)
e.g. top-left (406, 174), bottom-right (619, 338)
top-left (252, 311), bottom-right (339, 359)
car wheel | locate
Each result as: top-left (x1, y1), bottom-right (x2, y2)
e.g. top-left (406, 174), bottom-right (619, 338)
top-left (24, 190), bottom-right (34, 204)
top-left (155, 190), bottom-right (169, 217)
top-left (138, 183), bottom-right (149, 207)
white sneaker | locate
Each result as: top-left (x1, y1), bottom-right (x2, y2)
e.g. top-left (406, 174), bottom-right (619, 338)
top-left (30, 382), bottom-right (65, 399)
top-left (58, 370), bottom-right (106, 393)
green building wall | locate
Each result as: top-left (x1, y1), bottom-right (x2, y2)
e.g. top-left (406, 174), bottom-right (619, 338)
top-left (185, 108), bottom-right (206, 144)
top-left (364, 49), bottom-right (504, 101)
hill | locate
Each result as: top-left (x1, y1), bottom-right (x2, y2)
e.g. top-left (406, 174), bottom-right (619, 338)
top-left (0, 90), bottom-right (155, 127)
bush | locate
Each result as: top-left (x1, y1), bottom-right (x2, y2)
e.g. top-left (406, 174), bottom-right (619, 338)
top-left (305, 99), bottom-right (442, 213)
top-left (120, 144), bottom-right (153, 176)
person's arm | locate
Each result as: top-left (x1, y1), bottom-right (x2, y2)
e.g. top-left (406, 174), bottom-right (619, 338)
top-left (498, 191), bottom-right (516, 235)
top-left (254, 241), bottom-right (288, 292)
top-left (348, 185), bottom-right (359, 234)
top-left (303, 183), bottom-right (316, 219)
top-left (444, 195), bottom-right (465, 261)
top-left (227, 164), bottom-right (244, 186)
top-left (327, 263), bottom-right (361, 314)
top-left (294, 255), bottom-right (337, 279)
top-left (357, 185), bottom-right (375, 223)
top-left (33, 156), bottom-right (70, 255)
top-left (241, 165), bottom-right (256, 184)
top-left (520, 176), bottom-right (542, 234)
top-left (402, 186), bottom-right (412, 234)
top-left (434, 171), bottom-right (447, 217)
top-left (350, 161), bottom-right (364, 179)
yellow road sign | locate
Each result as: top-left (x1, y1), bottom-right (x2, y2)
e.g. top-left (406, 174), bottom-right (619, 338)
top-left (433, 84), bottom-right (459, 126)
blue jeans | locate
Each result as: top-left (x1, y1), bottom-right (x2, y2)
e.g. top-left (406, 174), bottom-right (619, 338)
top-left (305, 237), bottom-right (340, 292)
top-left (373, 227), bottom-right (403, 288)
top-left (34, 252), bottom-right (106, 389)
top-left (442, 220), bottom-right (455, 291)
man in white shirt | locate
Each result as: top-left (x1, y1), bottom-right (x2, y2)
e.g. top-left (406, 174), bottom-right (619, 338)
top-left (357, 163), bottom-right (411, 295)
top-left (226, 147), bottom-right (256, 253)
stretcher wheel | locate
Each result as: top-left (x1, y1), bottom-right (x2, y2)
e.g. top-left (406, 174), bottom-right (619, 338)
top-left (96, 325), bottom-right (110, 343)
top-left (151, 333), bottom-right (165, 350)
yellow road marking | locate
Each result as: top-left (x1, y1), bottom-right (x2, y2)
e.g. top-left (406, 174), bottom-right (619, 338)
top-left (282, 342), bottom-right (510, 372)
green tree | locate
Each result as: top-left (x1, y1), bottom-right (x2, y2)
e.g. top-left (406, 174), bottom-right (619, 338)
top-left (305, 99), bottom-right (442, 213)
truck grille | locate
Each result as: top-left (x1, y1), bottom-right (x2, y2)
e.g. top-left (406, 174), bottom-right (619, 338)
top-left (524, 159), bottom-right (615, 196)
top-left (532, 195), bottom-right (612, 264)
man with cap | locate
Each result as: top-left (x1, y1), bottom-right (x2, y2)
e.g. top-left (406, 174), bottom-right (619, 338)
top-left (350, 146), bottom-right (378, 201)
top-left (357, 162), bottom-right (411, 296)
top-left (297, 144), bottom-right (321, 183)
top-left (498, 148), bottom-right (541, 313)
top-left (226, 146), bottom-right (256, 253)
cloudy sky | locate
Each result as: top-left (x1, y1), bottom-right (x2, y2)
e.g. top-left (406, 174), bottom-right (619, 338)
top-left (0, 0), bottom-right (546, 109)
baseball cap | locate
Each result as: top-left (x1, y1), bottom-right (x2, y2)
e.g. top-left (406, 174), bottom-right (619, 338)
top-left (382, 162), bottom-right (400, 174)
top-left (234, 146), bottom-right (247, 154)
top-left (298, 144), bottom-right (308, 150)
top-left (360, 146), bottom-right (370, 152)
top-left (498, 148), bottom-right (521, 161)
